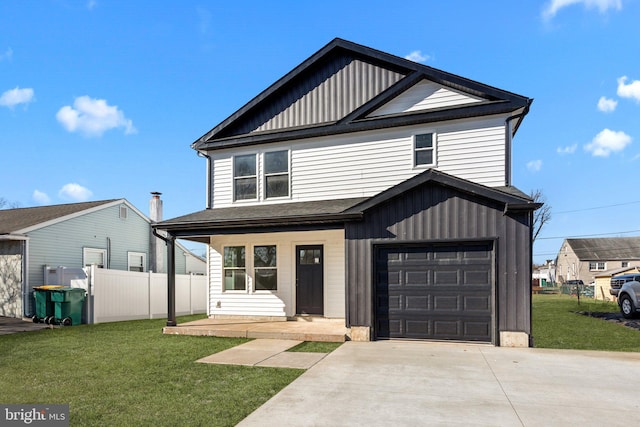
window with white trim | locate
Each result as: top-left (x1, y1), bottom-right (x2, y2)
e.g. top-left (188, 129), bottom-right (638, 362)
top-left (622, 261), bottom-right (629, 268)
top-left (128, 252), bottom-right (146, 272)
top-left (223, 246), bottom-right (246, 290)
top-left (414, 133), bottom-right (436, 167)
top-left (589, 261), bottom-right (606, 271)
top-left (233, 154), bottom-right (257, 201)
top-left (83, 248), bottom-right (107, 268)
top-left (254, 245), bottom-right (277, 291)
top-left (264, 151), bottom-right (289, 199)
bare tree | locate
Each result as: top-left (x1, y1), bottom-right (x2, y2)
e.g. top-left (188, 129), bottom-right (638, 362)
top-left (0, 197), bottom-right (20, 210)
top-left (530, 189), bottom-right (551, 242)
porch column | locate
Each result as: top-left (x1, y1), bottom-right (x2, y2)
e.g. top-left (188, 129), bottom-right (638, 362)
top-left (167, 234), bottom-right (176, 327)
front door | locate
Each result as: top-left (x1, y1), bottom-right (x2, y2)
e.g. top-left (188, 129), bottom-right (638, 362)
top-left (296, 245), bottom-right (323, 315)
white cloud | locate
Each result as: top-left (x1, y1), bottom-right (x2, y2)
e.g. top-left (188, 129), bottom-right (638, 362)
top-left (58, 183), bottom-right (93, 202)
top-left (557, 144), bottom-right (578, 154)
top-left (32, 190), bottom-right (51, 205)
top-left (597, 96), bottom-right (617, 112)
top-left (527, 160), bottom-right (543, 172)
top-left (0, 87), bottom-right (35, 108)
top-left (617, 76), bottom-right (640, 102)
top-left (404, 50), bottom-right (429, 63)
top-left (56, 96), bottom-right (136, 137)
top-left (542, 0), bottom-right (622, 19)
top-left (584, 128), bottom-right (632, 157)
top-left (0, 47), bottom-right (12, 62)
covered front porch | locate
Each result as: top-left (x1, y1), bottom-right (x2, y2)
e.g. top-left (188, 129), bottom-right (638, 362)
top-left (163, 316), bottom-right (349, 342)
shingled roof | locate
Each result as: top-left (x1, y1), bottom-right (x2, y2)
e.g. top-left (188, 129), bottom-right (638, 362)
top-left (566, 237), bottom-right (640, 261)
top-left (0, 200), bottom-right (118, 235)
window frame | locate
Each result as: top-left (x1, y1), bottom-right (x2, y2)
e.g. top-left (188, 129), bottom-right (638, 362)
top-left (263, 150), bottom-right (290, 200)
top-left (233, 154), bottom-right (258, 201)
top-left (621, 261), bottom-right (629, 268)
top-left (223, 246), bottom-right (247, 291)
top-left (253, 245), bottom-right (278, 291)
top-left (83, 247), bottom-right (107, 268)
top-left (413, 132), bottom-right (437, 168)
top-left (127, 251), bottom-right (146, 272)
top-left (588, 261), bottom-right (606, 271)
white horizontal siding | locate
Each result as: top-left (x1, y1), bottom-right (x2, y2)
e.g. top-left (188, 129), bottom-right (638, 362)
top-left (368, 80), bottom-right (483, 117)
top-left (207, 229), bottom-right (345, 318)
top-left (210, 116), bottom-right (507, 207)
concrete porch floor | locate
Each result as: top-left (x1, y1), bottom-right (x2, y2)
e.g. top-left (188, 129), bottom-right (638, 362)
top-left (163, 317), bottom-right (349, 342)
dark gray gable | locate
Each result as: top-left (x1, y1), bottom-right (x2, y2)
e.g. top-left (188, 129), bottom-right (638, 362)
top-left (193, 38), bottom-right (532, 151)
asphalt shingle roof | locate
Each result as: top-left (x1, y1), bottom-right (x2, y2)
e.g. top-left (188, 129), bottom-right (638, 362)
top-left (0, 200), bottom-right (117, 234)
top-left (567, 237), bottom-right (640, 260)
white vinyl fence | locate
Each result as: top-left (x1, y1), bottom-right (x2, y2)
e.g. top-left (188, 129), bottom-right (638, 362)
top-left (44, 265), bottom-right (207, 324)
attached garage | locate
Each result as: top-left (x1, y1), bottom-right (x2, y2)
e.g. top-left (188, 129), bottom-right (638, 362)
top-left (375, 242), bottom-right (493, 341)
top-left (344, 170), bottom-right (537, 346)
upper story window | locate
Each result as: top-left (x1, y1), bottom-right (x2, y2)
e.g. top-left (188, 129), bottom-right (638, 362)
top-left (264, 151), bottom-right (289, 199)
top-left (233, 154), bottom-right (257, 201)
top-left (622, 261), bottom-right (629, 268)
top-left (589, 261), bottom-right (606, 271)
top-left (414, 133), bottom-right (436, 167)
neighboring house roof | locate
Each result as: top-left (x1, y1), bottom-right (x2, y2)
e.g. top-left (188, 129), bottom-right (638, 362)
top-left (594, 266), bottom-right (640, 278)
top-left (565, 237), bottom-right (640, 261)
top-left (193, 38), bottom-right (532, 152)
top-left (0, 200), bottom-right (120, 235)
top-left (155, 169), bottom-right (537, 238)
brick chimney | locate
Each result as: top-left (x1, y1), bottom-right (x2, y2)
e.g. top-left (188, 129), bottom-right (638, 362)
top-left (149, 192), bottom-right (164, 273)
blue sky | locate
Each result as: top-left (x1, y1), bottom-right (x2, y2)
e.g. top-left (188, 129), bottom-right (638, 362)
top-left (1, 0), bottom-right (639, 261)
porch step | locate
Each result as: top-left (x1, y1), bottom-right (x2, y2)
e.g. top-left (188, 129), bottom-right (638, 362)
top-left (163, 318), bottom-right (348, 342)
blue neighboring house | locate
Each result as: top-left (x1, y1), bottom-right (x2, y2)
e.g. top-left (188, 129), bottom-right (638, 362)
top-left (0, 197), bottom-right (205, 318)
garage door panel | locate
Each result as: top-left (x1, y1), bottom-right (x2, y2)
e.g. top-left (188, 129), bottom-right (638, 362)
top-left (376, 243), bottom-right (493, 342)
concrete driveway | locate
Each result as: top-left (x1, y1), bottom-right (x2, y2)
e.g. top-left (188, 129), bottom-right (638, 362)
top-left (0, 317), bottom-right (49, 335)
top-left (238, 340), bottom-right (640, 427)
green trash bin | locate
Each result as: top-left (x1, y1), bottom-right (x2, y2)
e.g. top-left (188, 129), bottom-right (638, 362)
top-left (32, 285), bottom-right (63, 324)
top-left (50, 287), bottom-right (86, 326)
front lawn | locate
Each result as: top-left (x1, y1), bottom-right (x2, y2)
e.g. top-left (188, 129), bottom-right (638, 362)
top-left (532, 294), bottom-right (640, 351)
top-left (0, 315), bottom-right (303, 426)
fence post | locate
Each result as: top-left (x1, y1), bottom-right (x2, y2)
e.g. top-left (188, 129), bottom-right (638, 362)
top-left (148, 270), bottom-right (152, 320)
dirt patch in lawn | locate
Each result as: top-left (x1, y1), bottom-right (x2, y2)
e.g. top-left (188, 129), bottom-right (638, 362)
top-left (578, 311), bottom-right (640, 332)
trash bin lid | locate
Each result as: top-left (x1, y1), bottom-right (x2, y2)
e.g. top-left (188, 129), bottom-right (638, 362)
top-left (34, 285), bottom-right (64, 290)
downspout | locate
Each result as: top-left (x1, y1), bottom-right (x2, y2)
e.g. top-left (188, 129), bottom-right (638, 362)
top-left (152, 228), bottom-right (177, 327)
top-left (23, 238), bottom-right (29, 318)
top-left (504, 102), bottom-right (531, 187)
top-left (197, 150), bottom-right (212, 209)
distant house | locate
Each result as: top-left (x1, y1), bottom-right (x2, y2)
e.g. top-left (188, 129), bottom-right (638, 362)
top-left (0, 195), bottom-right (205, 319)
top-left (156, 38), bottom-right (539, 347)
top-left (593, 266), bottom-right (640, 301)
top-left (555, 237), bottom-right (640, 286)
top-left (533, 260), bottom-right (556, 287)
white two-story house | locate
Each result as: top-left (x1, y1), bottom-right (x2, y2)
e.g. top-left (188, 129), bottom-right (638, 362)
top-left (156, 39), bottom-right (539, 347)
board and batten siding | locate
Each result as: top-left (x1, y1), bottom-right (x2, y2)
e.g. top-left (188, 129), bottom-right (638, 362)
top-left (208, 229), bottom-right (345, 318)
top-left (368, 80), bottom-right (483, 117)
top-left (26, 203), bottom-right (151, 299)
top-left (345, 182), bottom-right (533, 344)
top-left (209, 116), bottom-right (507, 208)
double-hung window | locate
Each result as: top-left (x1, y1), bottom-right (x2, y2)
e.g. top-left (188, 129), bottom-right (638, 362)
top-left (83, 248), bottom-right (106, 268)
top-left (233, 154), bottom-right (257, 201)
top-left (254, 245), bottom-right (277, 290)
top-left (414, 133), bottom-right (436, 167)
top-left (264, 151), bottom-right (289, 198)
top-left (128, 252), bottom-right (146, 272)
top-left (223, 246), bottom-right (246, 290)
top-left (589, 261), bottom-right (606, 271)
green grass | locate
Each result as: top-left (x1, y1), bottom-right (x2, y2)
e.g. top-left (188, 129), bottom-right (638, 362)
top-left (0, 315), bottom-right (303, 426)
top-left (286, 341), bottom-right (343, 353)
top-left (532, 294), bottom-right (640, 352)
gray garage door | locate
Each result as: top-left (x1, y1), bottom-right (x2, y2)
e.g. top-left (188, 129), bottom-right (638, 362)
top-left (375, 243), bottom-right (493, 342)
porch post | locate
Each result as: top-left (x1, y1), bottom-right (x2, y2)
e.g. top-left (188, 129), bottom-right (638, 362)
top-left (167, 234), bottom-right (176, 327)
